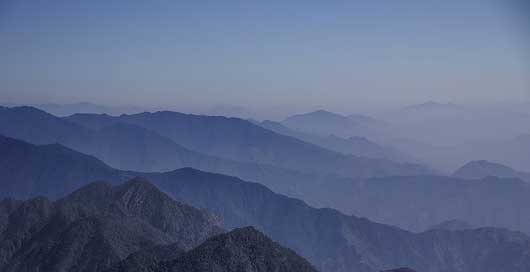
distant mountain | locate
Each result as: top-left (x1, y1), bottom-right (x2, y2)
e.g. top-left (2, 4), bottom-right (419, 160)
top-left (453, 160), bottom-right (530, 182)
top-left (402, 101), bottom-right (461, 112)
top-left (144, 169), bottom-right (530, 272)
top-left (64, 109), bottom-right (434, 178)
top-left (281, 110), bottom-right (381, 138)
top-left (0, 135), bottom-right (123, 199)
top-left (485, 135), bottom-right (530, 172)
top-left (378, 103), bottom-right (530, 165)
top-left (0, 179), bottom-right (222, 272)
top-left (310, 175), bottom-right (530, 234)
top-left (2, 139), bottom-right (530, 271)
top-left (5, 135), bottom-right (530, 235)
top-left (0, 133), bottom-right (423, 215)
top-left (428, 219), bottom-right (474, 231)
top-left (205, 104), bottom-right (260, 120)
top-left (0, 106), bottom-right (90, 145)
top-left (21, 102), bottom-right (145, 116)
top-left (0, 111), bottom-right (421, 210)
top-left (77, 122), bottom-right (219, 172)
top-left (0, 106), bottom-right (433, 180)
top-left (465, 136), bottom-right (530, 173)
top-left (259, 120), bottom-right (419, 163)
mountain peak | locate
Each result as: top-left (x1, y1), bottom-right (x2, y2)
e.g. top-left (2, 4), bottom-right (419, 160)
top-left (163, 226), bottom-right (318, 272)
top-left (223, 225), bottom-right (263, 241)
top-left (113, 177), bottom-right (168, 205)
top-left (313, 109), bottom-right (339, 115)
top-left (118, 177), bottom-right (161, 193)
top-left (453, 160), bottom-right (530, 182)
top-left (293, 109), bottom-right (346, 119)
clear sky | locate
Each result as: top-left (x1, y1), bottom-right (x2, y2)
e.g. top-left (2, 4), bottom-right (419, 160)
top-left (1, 0), bottom-right (529, 114)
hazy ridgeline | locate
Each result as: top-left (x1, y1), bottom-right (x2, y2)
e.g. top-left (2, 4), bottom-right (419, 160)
top-left (1, 102), bottom-right (530, 272)
top-left (2, 1), bottom-right (528, 271)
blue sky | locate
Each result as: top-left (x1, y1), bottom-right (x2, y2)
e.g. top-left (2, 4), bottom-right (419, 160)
top-left (1, 0), bottom-right (528, 113)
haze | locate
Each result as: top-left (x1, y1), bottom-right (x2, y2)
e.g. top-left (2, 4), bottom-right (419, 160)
top-left (1, 0), bottom-right (529, 118)
top-left (4, 2), bottom-right (530, 271)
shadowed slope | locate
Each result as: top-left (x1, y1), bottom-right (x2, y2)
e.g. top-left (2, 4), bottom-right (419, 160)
top-left (0, 179), bottom-right (222, 272)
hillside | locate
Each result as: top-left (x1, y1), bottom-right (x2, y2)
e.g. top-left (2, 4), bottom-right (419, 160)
top-left (0, 179), bottom-right (222, 272)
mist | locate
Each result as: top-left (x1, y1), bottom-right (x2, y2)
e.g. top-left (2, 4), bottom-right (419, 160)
top-left (1, 0), bottom-right (529, 117)
top-left (1, 1), bottom-right (530, 272)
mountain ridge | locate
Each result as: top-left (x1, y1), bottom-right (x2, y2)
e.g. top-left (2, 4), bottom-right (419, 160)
top-left (64, 109), bottom-right (433, 178)
top-left (0, 179), bottom-right (223, 272)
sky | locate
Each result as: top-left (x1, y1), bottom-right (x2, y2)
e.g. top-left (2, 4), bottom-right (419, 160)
top-left (1, 0), bottom-right (529, 115)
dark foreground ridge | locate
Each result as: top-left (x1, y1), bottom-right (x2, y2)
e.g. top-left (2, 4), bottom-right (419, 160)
top-left (0, 179), bottom-right (222, 272)
top-left (108, 226), bottom-right (318, 272)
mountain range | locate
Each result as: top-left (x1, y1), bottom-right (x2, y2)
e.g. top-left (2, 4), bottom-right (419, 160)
top-left (308, 174), bottom-right (530, 234)
top-left (1, 102), bottom-right (145, 116)
top-left (4, 133), bottom-right (530, 236)
top-left (374, 103), bottom-right (530, 172)
top-left (278, 105), bottom-right (530, 174)
top-left (0, 106), bottom-right (436, 206)
top-left (0, 178), bottom-right (316, 272)
top-left (1, 136), bottom-right (530, 272)
top-left (65, 109), bottom-right (432, 178)
top-left (0, 106), bottom-right (433, 179)
top-left (258, 120), bottom-right (418, 163)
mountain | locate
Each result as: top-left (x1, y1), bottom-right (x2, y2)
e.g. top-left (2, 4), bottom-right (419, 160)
top-left (4, 137), bottom-right (530, 271)
top-left (453, 160), bottom-right (530, 182)
top-left (0, 133), bottom-right (331, 204)
top-left (310, 175), bottom-right (530, 234)
top-left (376, 103), bottom-right (530, 170)
top-left (107, 227), bottom-right (316, 272)
top-left (109, 227), bottom-right (318, 272)
top-left (160, 226), bottom-right (317, 272)
top-left (0, 106), bottom-right (433, 180)
top-left (64, 109), bottom-right (433, 178)
top-left (8, 102), bottom-right (146, 116)
top-left (0, 179), bottom-right (222, 272)
top-left (77, 122), bottom-right (215, 172)
top-left (281, 110), bottom-right (381, 138)
top-left (205, 104), bottom-right (260, 120)
top-left (5, 135), bottom-right (530, 236)
top-left (0, 135), bottom-right (124, 199)
top-left (0, 132), bottom-right (421, 217)
top-left (259, 120), bottom-right (418, 163)
top-left (0, 106), bottom-right (90, 145)
top-left (428, 219), bottom-right (474, 231)
top-left (0, 106), bottom-right (198, 173)
top-left (466, 135), bottom-right (530, 173)
top-left (143, 169), bottom-right (530, 272)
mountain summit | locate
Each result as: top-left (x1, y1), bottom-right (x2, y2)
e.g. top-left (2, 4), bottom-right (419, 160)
top-left (453, 160), bottom-right (530, 182)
